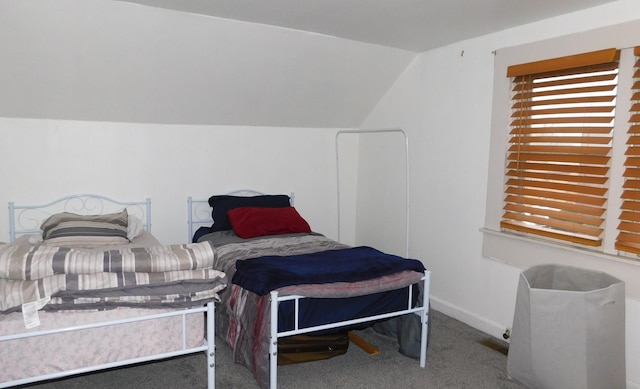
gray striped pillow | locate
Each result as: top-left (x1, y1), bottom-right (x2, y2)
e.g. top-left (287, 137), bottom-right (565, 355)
top-left (40, 209), bottom-right (129, 247)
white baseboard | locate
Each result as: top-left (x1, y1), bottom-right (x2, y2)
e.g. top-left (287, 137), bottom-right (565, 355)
top-left (429, 295), bottom-right (508, 341)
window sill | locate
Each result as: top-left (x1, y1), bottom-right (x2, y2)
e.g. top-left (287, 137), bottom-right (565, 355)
top-left (481, 227), bottom-right (640, 300)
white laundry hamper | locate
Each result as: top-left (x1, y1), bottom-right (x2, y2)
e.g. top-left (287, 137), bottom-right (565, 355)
top-left (506, 264), bottom-right (625, 389)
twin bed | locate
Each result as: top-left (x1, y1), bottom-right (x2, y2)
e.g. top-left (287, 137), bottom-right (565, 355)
top-left (0, 191), bottom-right (430, 389)
top-left (188, 190), bottom-right (431, 389)
top-left (0, 195), bottom-right (226, 389)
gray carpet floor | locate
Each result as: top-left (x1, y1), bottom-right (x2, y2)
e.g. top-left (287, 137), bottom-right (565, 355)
top-left (20, 310), bottom-right (526, 389)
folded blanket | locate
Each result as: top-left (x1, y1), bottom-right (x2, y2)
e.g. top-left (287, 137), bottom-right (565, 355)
top-left (0, 239), bottom-right (227, 313)
top-left (0, 239), bottom-right (216, 280)
top-left (232, 246), bottom-right (425, 295)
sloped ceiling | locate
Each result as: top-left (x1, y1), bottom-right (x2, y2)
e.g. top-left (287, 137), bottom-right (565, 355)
top-left (0, 0), bottom-right (617, 128)
top-left (0, 0), bottom-right (415, 127)
top-left (120, 0), bottom-right (617, 52)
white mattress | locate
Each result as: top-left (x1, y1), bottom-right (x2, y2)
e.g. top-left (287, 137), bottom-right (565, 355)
top-left (0, 306), bottom-right (205, 384)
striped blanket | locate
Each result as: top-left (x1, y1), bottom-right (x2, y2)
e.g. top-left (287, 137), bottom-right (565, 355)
top-left (0, 237), bottom-right (227, 313)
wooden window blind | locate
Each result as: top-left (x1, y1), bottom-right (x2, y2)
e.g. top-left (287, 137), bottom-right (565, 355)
top-left (616, 46), bottom-right (640, 254)
top-left (502, 48), bottom-right (619, 246)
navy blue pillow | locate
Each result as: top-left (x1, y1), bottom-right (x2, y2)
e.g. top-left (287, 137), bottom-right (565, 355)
top-left (208, 195), bottom-right (291, 232)
top-left (192, 226), bottom-right (213, 243)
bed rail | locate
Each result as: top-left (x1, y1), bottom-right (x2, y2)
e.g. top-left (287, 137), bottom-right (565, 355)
top-left (0, 302), bottom-right (216, 389)
top-left (268, 270), bottom-right (431, 389)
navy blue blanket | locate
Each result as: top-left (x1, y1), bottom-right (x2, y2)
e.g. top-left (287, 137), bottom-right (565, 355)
top-left (232, 246), bottom-right (426, 296)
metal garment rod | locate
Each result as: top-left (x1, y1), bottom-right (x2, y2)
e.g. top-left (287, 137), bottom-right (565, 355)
top-left (335, 129), bottom-right (410, 257)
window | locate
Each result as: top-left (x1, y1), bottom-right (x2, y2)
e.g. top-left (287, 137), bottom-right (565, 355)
top-left (498, 46), bottom-right (640, 259)
top-left (483, 21), bottom-right (640, 299)
top-left (616, 46), bottom-right (640, 255)
top-left (501, 49), bottom-right (619, 248)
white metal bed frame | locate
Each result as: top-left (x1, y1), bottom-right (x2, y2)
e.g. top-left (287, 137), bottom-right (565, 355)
top-left (267, 274), bottom-right (430, 389)
top-left (187, 191), bottom-right (430, 389)
top-left (8, 193), bottom-right (152, 242)
top-left (1, 194), bottom-right (218, 389)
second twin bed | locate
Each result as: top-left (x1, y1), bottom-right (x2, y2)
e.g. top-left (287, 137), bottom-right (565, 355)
top-left (188, 190), bottom-right (431, 389)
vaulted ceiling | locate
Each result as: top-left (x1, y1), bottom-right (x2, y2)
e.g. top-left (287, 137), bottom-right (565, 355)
top-left (119, 0), bottom-right (617, 52)
top-left (0, 0), bottom-right (620, 127)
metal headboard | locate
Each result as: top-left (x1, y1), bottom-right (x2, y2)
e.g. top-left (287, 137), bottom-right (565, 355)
top-left (187, 190), bottom-right (294, 242)
top-left (8, 194), bottom-right (152, 242)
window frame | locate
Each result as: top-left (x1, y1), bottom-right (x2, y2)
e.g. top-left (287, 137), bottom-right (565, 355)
top-left (482, 19), bottom-right (640, 299)
top-left (616, 46), bottom-right (640, 255)
top-left (501, 49), bottom-right (619, 248)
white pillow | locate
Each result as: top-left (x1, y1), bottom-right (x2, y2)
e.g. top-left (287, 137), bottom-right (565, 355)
top-left (127, 214), bottom-right (145, 240)
top-left (29, 235), bottom-right (43, 244)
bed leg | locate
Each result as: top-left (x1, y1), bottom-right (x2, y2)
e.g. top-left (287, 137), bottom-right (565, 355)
top-left (420, 270), bottom-right (431, 368)
top-left (269, 291), bottom-right (279, 389)
top-left (206, 301), bottom-right (216, 389)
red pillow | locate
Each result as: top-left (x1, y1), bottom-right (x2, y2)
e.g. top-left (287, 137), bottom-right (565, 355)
top-left (227, 206), bottom-right (312, 239)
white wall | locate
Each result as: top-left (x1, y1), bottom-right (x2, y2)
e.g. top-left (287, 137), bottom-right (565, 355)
top-left (0, 0), bottom-right (415, 244)
top-left (337, 130), bottom-right (410, 257)
top-left (0, 0), bottom-right (404, 248)
top-left (360, 0), bottom-right (640, 386)
top-left (0, 118), bottom-right (352, 245)
top-left (354, 131), bottom-right (409, 257)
